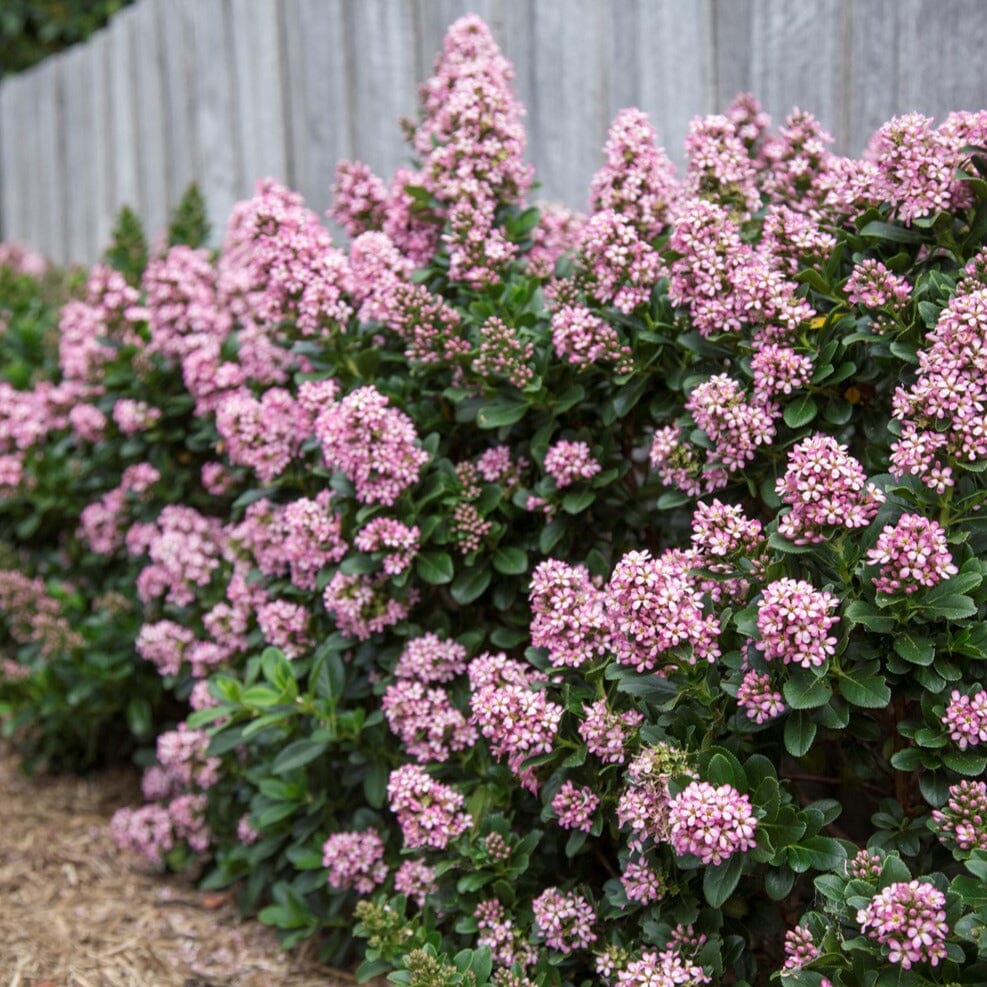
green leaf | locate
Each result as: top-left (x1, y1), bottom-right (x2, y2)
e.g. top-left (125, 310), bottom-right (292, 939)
top-left (922, 593), bottom-right (977, 621)
top-left (839, 669), bottom-right (891, 708)
top-left (702, 853), bottom-right (744, 907)
top-left (765, 867), bottom-right (795, 900)
top-left (858, 220), bottom-right (926, 244)
top-left (893, 632), bottom-right (935, 666)
top-left (783, 395), bottom-right (818, 429)
top-left (476, 400), bottom-right (527, 429)
top-left (450, 564), bottom-right (492, 605)
top-left (843, 600), bottom-right (896, 634)
top-left (492, 545), bottom-right (528, 575)
top-left (416, 550), bottom-right (454, 585)
top-left (272, 737), bottom-right (330, 774)
top-left (784, 710), bottom-right (817, 757)
top-left (783, 669), bottom-right (833, 710)
top-left (561, 490), bottom-right (595, 515)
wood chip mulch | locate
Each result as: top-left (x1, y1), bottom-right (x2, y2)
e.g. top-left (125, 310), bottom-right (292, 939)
top-left (0, 745), bottom-right (354, 987)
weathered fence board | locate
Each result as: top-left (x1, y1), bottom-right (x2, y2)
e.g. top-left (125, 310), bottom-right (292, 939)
top-left (4, 0), bottom-right (987, 261)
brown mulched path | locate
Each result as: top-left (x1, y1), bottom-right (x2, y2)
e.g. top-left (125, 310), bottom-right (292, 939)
top-left (0, 746), bottom-right (352, 987)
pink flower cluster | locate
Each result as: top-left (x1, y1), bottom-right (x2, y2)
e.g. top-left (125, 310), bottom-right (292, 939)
top-left (686, 373), bottom-right (777, 473)
top-left (942, 689), bottom-right (987, 750)
top-left (315, 386), bottom-right (428, 505)
top-left (135, 505), bottom-right (223, 606)
top-left (579, 699), bottom-right (643, 765)
top-left (868, 113), bottom-right (957, 225)
top-left (282, 491), bottom-right (347, 590)
top-left (354, 518), bottom-right (420, 575)
top-left (667, 781), bottom-right (758, 865)
top-left (756, 578), bottom-right (840, 669)
top-left (475, 898), bottom-right (537, 972)
top-left (589, 107), bottom-right (679, 239)
top-left (256, 600), bottom-right (310, 658)
top-left (685, 113), bottom-right (761, 216)
top-left (472, 317), bottom-right (534, 388)
top-left (393, 633), bottom-right (468, 683)
top-left (386, 764), bottom-right (471, 850)
top-left (577, 209), bottom-right (664, 314)
top-left (782, 924), bottom-right (821, 972)
top-left (932, 780), bottom-right (987, 853)
top-left (866, 513), bottom-right (957, 595)
top-left (776, 435), bottom-right (885, 544)
top-left (736, 670), bottom-right (786, 724)
top-left (215, 387), bottom-right (299, 484)
top-left (891, 285), bottom-right (987, 489)
top-left (543, 440), bottom-right (601, 489)
top-left (550, 303), bottom-right (633, 373)
top-left (381, 679), bottom-right (476, 763)
top-left (529, 560), bottom-right (611, 668)
top-left (857, 880), bottom-right (948, 969)
top-left (144, 245), bottom-right (228, 360)
top-left (551, 781), bottom-right (599, 832)
top-left (322, 572), bottom-right (415, 641)
top-left (749, 344), bottom-right (813, 401)
top-left (469, 653), bottom-right (562, 785)
top-left (606, 549), bottom-right (721, 672)
top-left (321, 830), bottom-right (388, 894)
top-left (845, 258), bottom-right (911, 311)
top-left (531, 887), bottom-right (597, 954)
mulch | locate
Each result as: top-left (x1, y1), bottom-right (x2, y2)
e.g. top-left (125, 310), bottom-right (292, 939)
top-left (0, 745), bottom-right (354, 987)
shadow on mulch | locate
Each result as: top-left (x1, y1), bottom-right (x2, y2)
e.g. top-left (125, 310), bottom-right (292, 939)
top-left (0, 745), bottom-right (354, 987)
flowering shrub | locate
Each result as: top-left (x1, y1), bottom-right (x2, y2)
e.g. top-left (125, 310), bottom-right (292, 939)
top-left (4, 15), bottom-right (987, 986)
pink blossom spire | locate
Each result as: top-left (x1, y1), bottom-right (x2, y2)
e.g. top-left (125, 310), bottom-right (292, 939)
top-left (589, 107), bottom-right (679, 239)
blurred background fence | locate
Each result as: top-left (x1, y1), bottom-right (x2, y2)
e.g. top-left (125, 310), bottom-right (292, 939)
top-left (2, 0), bottom-right (987, 264)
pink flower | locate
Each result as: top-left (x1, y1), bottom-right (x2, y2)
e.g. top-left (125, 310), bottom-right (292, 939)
top-left (942, 689), bottom-right (987, 750)
top-left (551, 781), bottom-right (599, 832)
top-left (387, 764), bottom-right (471, 850)
top-left (756, 578), bottom-right (840, 669)
top-left (531, 887), bottom-right (597, 953)
top-left (867, 514), bottom-right (958, 595)
top-left (667, 781), bottom-right (758, 866)
top-left (857, 881), bottom-right (948, 968)
top-left (321, 830), bottom-right (388, 894)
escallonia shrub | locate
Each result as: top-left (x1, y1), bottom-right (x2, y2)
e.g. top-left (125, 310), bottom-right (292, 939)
top-left (4, 13), bottom-right (987, 986)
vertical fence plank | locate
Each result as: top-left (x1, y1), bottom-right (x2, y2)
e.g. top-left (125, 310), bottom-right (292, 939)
top-left (845, 0), bottom-right (900, 155)
top-left (350, 0), bottom-right (419, 185)
top-left (131, 0), bottom-right (169, 242)
top-left (609, 0), bottom-right (712, 170)
top-left (60, 47), bottom-right (94, 264)
top-left (0, 79), bottom-right (18, 244)
top-left (32, 65), bottom-right (59, 262)
top-left (231, 0), bottom-right (288, 199)
top-left (108, 7), bottom-right (141, 228)
top-left (186, 0), bottom-right (242, 237)
top-left (154, 0), bottom-right (199, 216)
top-left (895, 0), bottom-right (987, 122)
top-left (530, 0), bottom-right (610, 206)
top-left (87, 28), bottom-right (116, 254)
top-left (283, 0), bottom-right (355, 216)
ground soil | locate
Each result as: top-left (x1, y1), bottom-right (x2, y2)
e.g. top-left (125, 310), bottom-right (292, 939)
top-left (0, 745), bottom-right (352, 987)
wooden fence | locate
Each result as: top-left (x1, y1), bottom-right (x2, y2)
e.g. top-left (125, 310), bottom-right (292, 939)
top-left (3, 0), bottom-right (987, 264)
